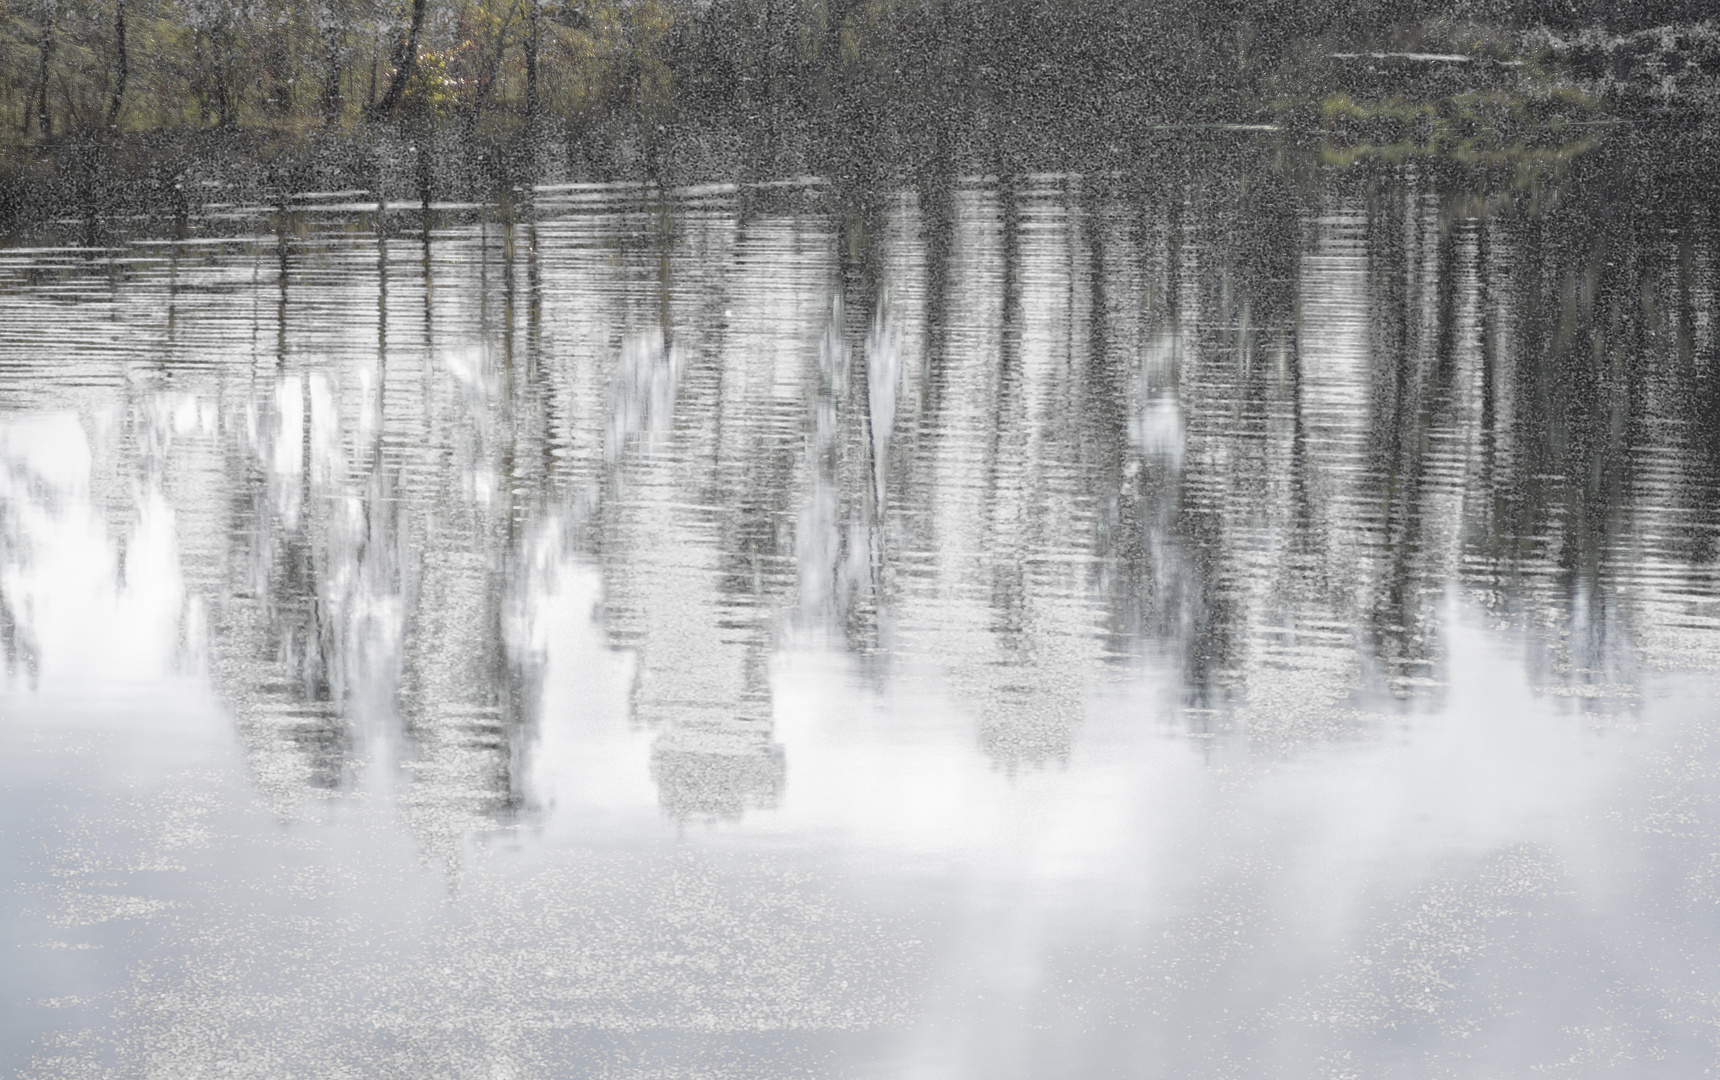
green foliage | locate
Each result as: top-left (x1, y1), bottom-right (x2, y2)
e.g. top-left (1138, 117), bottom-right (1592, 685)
top-left (0, 0), bottom-right (1695, 160)
top-left (1262, 18), bottom-right (1610, 168)
top-left (0, 0), bottom-right (702, 142)
top-left (403, 47), bottom-right (458, 115)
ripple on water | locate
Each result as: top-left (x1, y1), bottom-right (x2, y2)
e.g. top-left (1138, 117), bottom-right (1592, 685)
top-left (4, 154), bottom-right (1720, 1077)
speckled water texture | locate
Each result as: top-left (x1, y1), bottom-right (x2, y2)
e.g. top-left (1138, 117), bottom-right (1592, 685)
top-left (5, 135), bottom-right (1720, 1078)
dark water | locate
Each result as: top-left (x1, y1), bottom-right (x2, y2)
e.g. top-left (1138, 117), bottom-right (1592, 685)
top-left (5, 134), bottom-right (1720, 1077)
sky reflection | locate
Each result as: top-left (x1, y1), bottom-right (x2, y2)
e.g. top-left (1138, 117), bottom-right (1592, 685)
top-left (4, 139), bottom-right (1720, 1076)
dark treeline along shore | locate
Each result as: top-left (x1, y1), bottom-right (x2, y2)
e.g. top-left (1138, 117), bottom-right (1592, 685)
top-left (2, 0), bottom-right (1720, 234)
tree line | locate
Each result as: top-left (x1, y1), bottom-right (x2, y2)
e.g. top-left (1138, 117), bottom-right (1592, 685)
top-left (5, 0), bottom-right (1714, 148)
top-left (1, 0), bottom-right (691, 141)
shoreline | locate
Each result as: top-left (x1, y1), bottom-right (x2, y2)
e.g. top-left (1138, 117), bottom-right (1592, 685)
top-left (0, 94), bottom-right (1710, 245)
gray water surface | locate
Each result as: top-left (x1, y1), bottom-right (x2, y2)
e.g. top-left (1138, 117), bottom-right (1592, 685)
top-left (5, 141), bottom-right (1720, 1078)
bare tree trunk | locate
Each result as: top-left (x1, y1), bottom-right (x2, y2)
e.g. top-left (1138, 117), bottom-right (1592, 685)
top-left (215, 33), bottom-right (235, 127)
top-left (525, 0), bottom-right (539, 122)
top-left (193, 30), bottom-right (210, 125)
top-left (321, 5), bottom-right (344, 119)
top-left (373, 0), bottom-right (429, 116)
top-left (34, 0), bottom-right (56, 140)
top-left (523, 0), bottom-right (540, 188)
top-left (107, 0), bottom-right (128, 129)
top-left (367, 28), bottom-right (379, 108)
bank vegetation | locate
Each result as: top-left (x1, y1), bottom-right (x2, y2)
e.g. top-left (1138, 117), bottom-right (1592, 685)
top-left (0, 0), bottom-right (1715, 229)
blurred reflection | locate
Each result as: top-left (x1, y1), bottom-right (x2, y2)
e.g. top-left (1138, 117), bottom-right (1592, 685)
top-left (9, 131), bottom-right (1720, 1080)
top-left (0, 134), bottom-right (1717, 838)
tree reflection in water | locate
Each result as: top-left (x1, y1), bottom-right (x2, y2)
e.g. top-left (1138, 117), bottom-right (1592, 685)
top-left (3, 132), bottom-right (1720, 1076)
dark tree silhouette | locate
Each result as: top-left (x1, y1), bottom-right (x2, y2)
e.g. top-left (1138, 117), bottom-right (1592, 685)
top-left (374, 0), bottom-right (431, 116)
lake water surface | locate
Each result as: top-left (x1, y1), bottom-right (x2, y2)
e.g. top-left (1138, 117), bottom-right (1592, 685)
top-left (5, 133), bottom-right (1720, 1078)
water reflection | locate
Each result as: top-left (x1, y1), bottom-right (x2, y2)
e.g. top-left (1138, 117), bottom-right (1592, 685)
top-left (4, 134), bottom-right (1720, 1075)
top-left (7, 145), bottom-right (1719, 807)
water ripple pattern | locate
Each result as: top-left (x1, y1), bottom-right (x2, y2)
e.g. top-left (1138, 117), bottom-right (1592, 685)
top-left (4, 150), bottom-right (1720, 1078)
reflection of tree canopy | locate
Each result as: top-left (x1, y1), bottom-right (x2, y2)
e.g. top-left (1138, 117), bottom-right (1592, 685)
top-left (3, 130), bottom-right (1717, 834)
